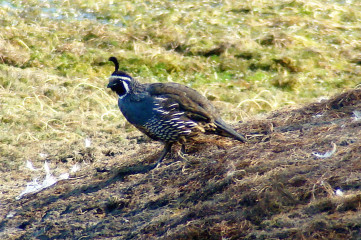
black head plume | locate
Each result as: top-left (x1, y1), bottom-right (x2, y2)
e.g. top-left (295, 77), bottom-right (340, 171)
top-left (109, 56), bottom-right (119, 72)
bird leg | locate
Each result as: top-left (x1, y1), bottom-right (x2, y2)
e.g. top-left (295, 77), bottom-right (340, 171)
top-left (177, 144), bottom-right (188, 161)
top-left (181, 144), bottom-right (186, 154)
top-left (133, 142), bottom-right (172, 173)
top-left (154, 142), bottom-right (173, 166)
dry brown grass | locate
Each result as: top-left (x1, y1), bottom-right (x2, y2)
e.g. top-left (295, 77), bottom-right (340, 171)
top-left (1, 89), bottom-right (360, 239)
top-left (1, 0), bottom-right (361, 239)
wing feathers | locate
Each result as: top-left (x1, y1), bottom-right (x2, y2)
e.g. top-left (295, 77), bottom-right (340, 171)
top-left (214, 119), bottom-right (247, 142)
top-left (147, 82), bottom-right (247, 142)
top-left (147, 83), bottom-right (216, 121)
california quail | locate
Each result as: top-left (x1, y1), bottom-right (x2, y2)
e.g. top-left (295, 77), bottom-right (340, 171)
top-left (107, 56), bottom-right (246, 164)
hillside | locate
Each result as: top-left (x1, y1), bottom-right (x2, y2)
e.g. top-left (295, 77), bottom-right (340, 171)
top-left (1, 89), bottom-right (360, 239)
top-left (1, 0), bottom-right (361, 239)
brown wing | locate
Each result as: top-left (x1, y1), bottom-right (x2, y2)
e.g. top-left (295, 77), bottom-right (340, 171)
top-left (146, 82), bottom-right (247, 142)
top-left (146, 82), bottom-right (218, 122)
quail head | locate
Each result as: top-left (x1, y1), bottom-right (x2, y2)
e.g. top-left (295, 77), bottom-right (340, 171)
top-left (107, 56), bottom-right (246, 164)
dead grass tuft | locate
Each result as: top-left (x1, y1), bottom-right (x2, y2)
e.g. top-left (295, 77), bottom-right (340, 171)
top-left (1, 89), bottom-right (360, 239)
top-left (1, 0), bottom-right (361, 239)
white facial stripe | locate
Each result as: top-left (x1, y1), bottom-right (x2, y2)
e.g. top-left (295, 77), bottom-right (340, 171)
top-left (123, 81), bottom-right (129, 92)
top-left (118, 81), bottom-right (130, 99)
top-left (109, 75), bottom-right (132, 82)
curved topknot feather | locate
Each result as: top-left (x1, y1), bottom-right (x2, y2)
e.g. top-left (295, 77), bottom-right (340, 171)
top-left (109, 56), bottom-right (119, 72)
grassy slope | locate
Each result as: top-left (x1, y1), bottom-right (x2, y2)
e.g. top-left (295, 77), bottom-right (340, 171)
top-left (1, 0), bottom-right (360, 154)
top-left (1, 89), bottom-right (360, 239)
top-left (0, 0), bottom-right (360, 237)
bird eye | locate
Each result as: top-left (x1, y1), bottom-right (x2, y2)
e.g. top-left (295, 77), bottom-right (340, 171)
top-left (108, 79), bottom-right (130, 97)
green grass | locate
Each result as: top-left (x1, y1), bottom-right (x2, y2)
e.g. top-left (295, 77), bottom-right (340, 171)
top-left (1, 0), bottom-right (360, 169)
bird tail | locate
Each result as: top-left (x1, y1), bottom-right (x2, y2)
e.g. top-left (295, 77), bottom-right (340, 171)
top-left (214, 119), bottom-right (247, 142)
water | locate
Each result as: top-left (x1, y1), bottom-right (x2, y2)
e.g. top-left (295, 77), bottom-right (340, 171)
top-left (0, 0), bottom-right (125, 27)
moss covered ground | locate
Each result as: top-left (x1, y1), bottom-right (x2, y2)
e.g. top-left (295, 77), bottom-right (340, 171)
top-left (0, 0), bottom-right (360, 239)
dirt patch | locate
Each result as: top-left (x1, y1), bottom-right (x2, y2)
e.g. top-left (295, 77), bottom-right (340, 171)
top-left (1, 89), bottom-right (360, 239)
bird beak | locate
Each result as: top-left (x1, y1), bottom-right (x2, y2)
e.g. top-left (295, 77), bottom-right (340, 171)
top-left (107, 82), bottom-right (116, 88)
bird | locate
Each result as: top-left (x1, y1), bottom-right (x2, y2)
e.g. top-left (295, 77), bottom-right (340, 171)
top-left (107, 56), bottom-right (246, 165)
